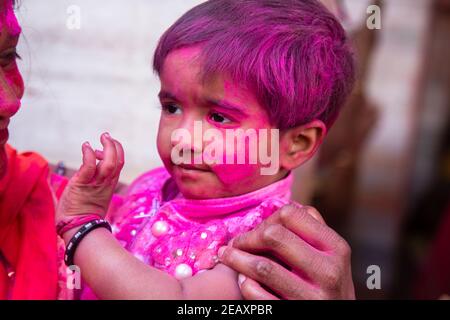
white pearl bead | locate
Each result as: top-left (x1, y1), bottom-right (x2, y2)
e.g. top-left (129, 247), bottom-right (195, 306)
top-left (174, 263), bottom-right (193, 280)
top-left (200, 232), bottom-right (208, 240)
top-left (151, 220), bottom-right (169, 237)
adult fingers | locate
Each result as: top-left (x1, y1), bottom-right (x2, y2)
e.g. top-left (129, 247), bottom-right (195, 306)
top-left (238, 275), bottom-right (279, 300)
top-left (287, 203), bottom-right (326, 225)
top-left (218, 246), bottom-right (317, 300)
top-left (276, 205), bottom-right (350, 253)
top-left (231, 224), bottom-right (328, 283)
top-left (247, 204), bottom-right (326, 235)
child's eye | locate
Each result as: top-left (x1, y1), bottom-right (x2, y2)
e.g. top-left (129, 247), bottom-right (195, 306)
top-left (162, 104), bottom-right (182, 115)
top-left (209, 112), bottom-right (232, 124)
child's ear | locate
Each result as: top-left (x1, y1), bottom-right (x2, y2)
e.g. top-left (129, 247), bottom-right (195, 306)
top-left (279, 120), bottom-right (327, 170)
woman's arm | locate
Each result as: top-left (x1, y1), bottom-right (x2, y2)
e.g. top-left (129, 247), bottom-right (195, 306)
top-left (63, 227), bottom-right (241, 300)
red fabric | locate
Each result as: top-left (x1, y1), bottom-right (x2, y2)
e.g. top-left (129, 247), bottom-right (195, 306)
top-left (49, 172), bottom-right (68, 201)
top-left (57, 214), bottom-right (100, 237)
top-left (414, 203), bottom-right (450, 299)
top-left (0, 144), bottom-right (58, 300)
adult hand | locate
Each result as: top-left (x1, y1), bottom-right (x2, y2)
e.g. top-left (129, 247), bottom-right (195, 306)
top-left (218, 204), bottom-right (355, 300)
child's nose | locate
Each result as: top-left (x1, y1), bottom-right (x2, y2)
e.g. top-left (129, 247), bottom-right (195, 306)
top-left (171, 119), bottom-right (205, 158)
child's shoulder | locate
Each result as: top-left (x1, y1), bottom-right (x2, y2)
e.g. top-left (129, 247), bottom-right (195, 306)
top-left (126, 166), bottom-right (171, 196)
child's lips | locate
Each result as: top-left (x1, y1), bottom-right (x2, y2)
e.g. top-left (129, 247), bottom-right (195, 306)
top-left (176, 163), bottom-right (211, 172)
top-left (173, 163), bottom-right (213, 180)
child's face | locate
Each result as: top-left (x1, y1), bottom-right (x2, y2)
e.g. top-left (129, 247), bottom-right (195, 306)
top-left (157, 47), bottom-right (286, 199)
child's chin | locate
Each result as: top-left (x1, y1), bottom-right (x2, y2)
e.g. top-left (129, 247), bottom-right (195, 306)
top-left (179, 190), bottom-right (213, 200)
top-left (176, 181), bottom-right (221, 200)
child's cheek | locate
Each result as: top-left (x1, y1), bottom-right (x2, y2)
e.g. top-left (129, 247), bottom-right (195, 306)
top-left (8, 68), bottom-right (24, 98)
top-left (210, 141), bottom-right (261, 186)
top-left (211, 163), bottom-right (261, 187)
top-left (157, 120), bottom-right (174, 169)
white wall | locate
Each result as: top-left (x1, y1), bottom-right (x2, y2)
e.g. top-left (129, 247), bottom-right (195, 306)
top-left (10, 0), bottom-right (204, 183)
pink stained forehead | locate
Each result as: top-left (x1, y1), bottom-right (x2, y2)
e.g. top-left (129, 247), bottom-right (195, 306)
top-left (0, 1), bottom-right (21, 37)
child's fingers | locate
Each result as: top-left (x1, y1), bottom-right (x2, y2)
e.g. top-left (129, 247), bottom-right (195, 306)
top-left (95, 149), bottom-right (104, 160)
top-left (76, 142), bottom-right (97, 183)
top-left (111, 139), bottom-right (125, 178)
top-left (96, 133), bottom-right (118, 181)
top-left (95, 139), bottom-right (123, 179)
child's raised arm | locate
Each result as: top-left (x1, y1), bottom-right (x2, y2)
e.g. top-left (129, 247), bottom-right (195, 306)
top-left (57, 133), bottom-right (242, 300)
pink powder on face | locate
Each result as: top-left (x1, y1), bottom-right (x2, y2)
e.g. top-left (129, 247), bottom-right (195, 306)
top-left (208, 79), bottom-right (279, 188)
top-left (0, 0), bottom-right (24, 120)
top-left (153, 0), bottom-right (356, 131)
top-left (157, 47), bottom-right (283, 199)
top-left (0, 0), bottom-right (21, 37)
top-left (212, 163), bottom-right (260, 186)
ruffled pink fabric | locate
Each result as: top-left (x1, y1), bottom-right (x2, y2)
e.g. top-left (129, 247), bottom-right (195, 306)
top-left (113, 167), bottom-right (293, 277)
top-left (81, 167), bottom-right (293, 299)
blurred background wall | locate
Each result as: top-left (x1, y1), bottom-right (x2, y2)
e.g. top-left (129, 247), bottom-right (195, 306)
top-left (11, 0), bottom-right (204, 183)
top-left (9, 0), bottom-right (450, 299)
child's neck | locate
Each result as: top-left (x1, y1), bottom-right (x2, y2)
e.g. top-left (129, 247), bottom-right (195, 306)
top-left (167, 168), bottom-right (290, 201)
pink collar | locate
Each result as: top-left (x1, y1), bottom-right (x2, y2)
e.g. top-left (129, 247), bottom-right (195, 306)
top-left (162, 173), bottom-right (293, 219)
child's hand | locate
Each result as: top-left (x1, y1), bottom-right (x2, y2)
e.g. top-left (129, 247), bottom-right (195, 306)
top-left (56, 133), bottom-right (125, 221)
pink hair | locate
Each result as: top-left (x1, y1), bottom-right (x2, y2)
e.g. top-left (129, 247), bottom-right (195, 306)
top-left (153, 0), bottom-right (355, 130)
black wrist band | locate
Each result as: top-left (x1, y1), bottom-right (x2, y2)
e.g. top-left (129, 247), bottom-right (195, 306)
top-left (64, 219), bottom-right (112, 267)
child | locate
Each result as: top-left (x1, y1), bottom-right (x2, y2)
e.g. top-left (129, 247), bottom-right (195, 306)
top-left (57, 0), bottom-right (355, 299)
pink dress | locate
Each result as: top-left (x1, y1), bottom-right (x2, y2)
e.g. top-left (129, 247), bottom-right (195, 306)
top-left (81, 167), bottom-right (293, 298)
